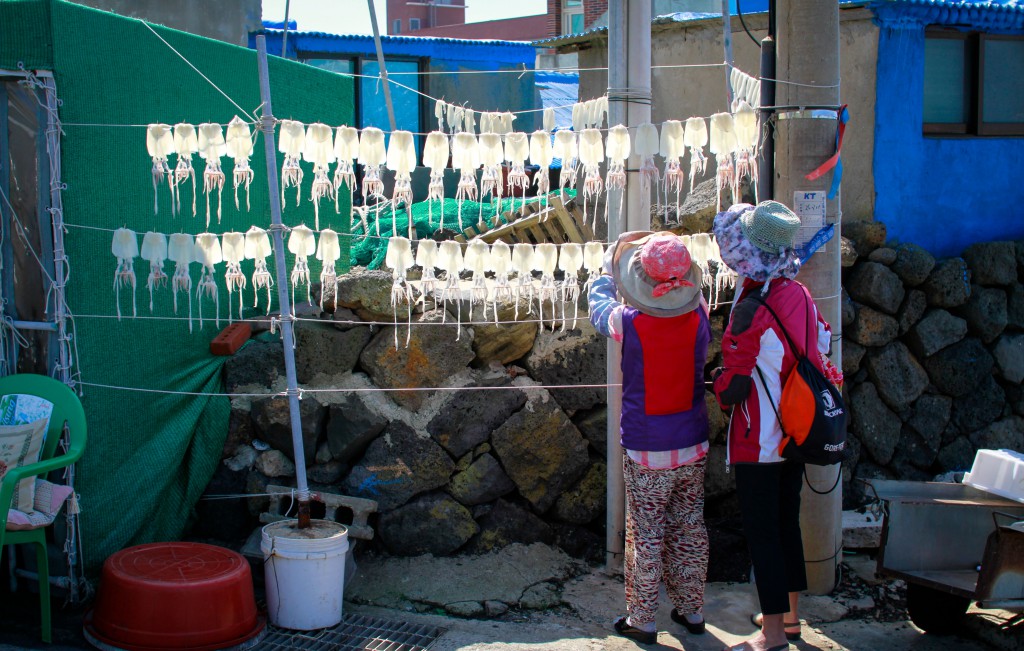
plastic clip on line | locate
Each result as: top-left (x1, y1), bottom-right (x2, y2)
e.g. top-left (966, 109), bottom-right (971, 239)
top-left (805, 104), bottom-right (849, 200)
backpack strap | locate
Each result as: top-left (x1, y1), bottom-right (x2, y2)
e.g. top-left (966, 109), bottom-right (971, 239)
top-left (753, 364), bottom-right (786, 436)
top-left (748, 291), bottom-right (813, 361)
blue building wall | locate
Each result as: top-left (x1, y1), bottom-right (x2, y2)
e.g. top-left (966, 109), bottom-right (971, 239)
top-left (872, 3), bottom-right (1024, 257)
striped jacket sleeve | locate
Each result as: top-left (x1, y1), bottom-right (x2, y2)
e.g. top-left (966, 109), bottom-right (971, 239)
top-left (588, 274), bottom-right (626, 342)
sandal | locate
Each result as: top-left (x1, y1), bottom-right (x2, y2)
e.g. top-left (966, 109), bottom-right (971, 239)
top-left (670, 609), bottom-right (706, 635)
top-left (614, 616), bottom-right (657, 645)
top-left (750, 612), bottom-right (801, 641)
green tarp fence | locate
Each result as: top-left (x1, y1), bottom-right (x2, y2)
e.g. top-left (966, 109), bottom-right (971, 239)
top-left (1, 0), bottom-right (353, 573)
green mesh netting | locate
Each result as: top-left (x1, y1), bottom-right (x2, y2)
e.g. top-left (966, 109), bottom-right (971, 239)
top-left (2, 0), bottom-right (353, 572)
top-left (352, 190), bottom-right (578, 269)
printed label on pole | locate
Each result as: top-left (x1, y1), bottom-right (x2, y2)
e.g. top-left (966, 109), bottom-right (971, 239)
top-left (793, 191), bottom-right (826, 247)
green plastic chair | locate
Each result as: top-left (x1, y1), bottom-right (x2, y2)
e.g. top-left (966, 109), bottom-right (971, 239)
top-left (0, 374), bottom-right (87, 643)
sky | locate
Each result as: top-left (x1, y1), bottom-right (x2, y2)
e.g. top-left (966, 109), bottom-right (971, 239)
top-left (262, 0), bottom-right (548, 35)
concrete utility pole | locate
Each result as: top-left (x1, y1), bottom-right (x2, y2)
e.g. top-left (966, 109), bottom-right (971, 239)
top-left (606, 0), bottom-right (653, 576)
top-left (774, 0), bottom-right (843, 594)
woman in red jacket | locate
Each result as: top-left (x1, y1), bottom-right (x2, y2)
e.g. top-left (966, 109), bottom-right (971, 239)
top-left (712, 201), bottom-right (833, 651)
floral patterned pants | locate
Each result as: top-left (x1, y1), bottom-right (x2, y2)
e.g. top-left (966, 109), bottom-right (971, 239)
top-left (623, 454), bottom-right (709, 625)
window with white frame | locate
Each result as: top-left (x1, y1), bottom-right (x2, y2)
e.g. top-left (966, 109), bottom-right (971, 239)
top-left (409, 18), bottom-right (421, 31)
top-left (562, 0), bottom-right (584, 35)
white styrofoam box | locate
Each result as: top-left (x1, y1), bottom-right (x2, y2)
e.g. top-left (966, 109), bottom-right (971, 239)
top-left (964, 449), bottom-right (1024, 504)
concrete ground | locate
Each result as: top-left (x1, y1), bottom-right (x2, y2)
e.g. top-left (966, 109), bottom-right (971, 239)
top-left (0, 545), bottom-right (1019, 651)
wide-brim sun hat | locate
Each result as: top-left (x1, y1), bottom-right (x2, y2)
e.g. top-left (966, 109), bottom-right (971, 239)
top-left (714, 202), bottom-right (802, 283)
top-left (611, 231), bottom-right (703, 317)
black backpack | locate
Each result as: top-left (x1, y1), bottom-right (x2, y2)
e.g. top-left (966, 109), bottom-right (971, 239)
top-left (750, 293), bottom-right (849, 469)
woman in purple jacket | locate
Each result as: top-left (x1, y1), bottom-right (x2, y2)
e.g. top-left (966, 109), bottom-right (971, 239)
top-left (589, 231), bottom-right (711, 645)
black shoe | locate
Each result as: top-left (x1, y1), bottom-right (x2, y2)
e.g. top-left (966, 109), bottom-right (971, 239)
top-left (671, 609), bottom-right (706, 634)
top-left (614, 616), bottom-right (657, 645)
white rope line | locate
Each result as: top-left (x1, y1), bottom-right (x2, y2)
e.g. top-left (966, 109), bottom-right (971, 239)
top-left (140, 21), bottom-right (257, 122)
top-left (79, 380), bottom-right (624, 397)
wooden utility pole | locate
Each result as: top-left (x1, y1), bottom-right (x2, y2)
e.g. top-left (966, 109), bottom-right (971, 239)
top-left (774, 0), bottom-right (843, 594)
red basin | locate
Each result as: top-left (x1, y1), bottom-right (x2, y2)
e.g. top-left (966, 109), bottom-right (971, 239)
top-left (85, 542), bottom-right (263, 651)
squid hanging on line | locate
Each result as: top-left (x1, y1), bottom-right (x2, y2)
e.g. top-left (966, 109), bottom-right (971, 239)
top-left (710, 233), bottom-right (737, 311)
top-left (464, 239), bottom-right (491, 321)
top-left (543, 107), bottom-right (555, 134)
top-left (317, 228), bottom-right (341, 312)
top-left (423, 131), bottom-right (450, 229)
top-left (451, 132), bottom-right (481, 232)
top-left (436, 240), bottom-right (465, 339)
top-left (414, 239), bottom-right (439, 311)
top-left (571, 102), bottom-right (586, 133)
top-left (488, 240), bottom-right (513, 324)
top-left (687, 233), bottom-right (716, 304)
top-left (225, 117), bottom-right (254, 213)
top-left (660, 120), bottom-right (687, 223)
top-left (582, 241), bottom-right (605, 300)
top-left (193, 233), bottom-right (223, 329)
top-left (333, 125), bottom-right (360, 221)
top-left (605, 124), bottom-right (631, 224)
top-left (434, 99), bottom-right (446, 131)
top-left (529, 130), bottom-right (554, 208)
top-left (684, 116), bottom-right (709, 193)
top-left (553, 130), bottom-right (579, 197)
top-left (168, 233), bottom-right (195, 331)
top-left (303, 122), bottom-right (337, 230)
top-left (288, 225), bottom-right (316, 310)
top-left (558, 242), bottom-right (583, 331)
top-left (732, 100), bottom-right (760, 203)
top-left (140, 231), bottom-right (168, 313)
top-left (504, 132), bottom-right (530, 205)
top-left (244, 226), bottom-right (273, 313)
top-left (533, 242), bottom-right (559, 329)
top-left (197, 123), bottom-right (226, 227)
top-left (709, 112), bottom-right (739, 212)
top-left (221, 232), bottom-right (246, 323)
top-left (386, 236), bottom-right (415, 348)
top-left (478, 133), bottom-right (505, 226)
top-left (172, 123), bottom-right (199, 217)
top-left (146, 124), bottom-right (175, 215)
top-left (386, 130), bottom-right (417, 235)
top-left (578, 128), bottom-right (604, 226)
top-left (112, 228), bottom-right (138, 320)
top-left (634, 122), bottom-right (660, 196)
top-left (511, 242), bottom-right (535, 320)
top-left (278, 119), bottom-right (305, 208)
top-left (358, 127), bottom-right (387, 235)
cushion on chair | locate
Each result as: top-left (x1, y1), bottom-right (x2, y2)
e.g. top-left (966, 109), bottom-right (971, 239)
top-left (0, 419), bottom-right (49, 512)
top-left (6, 479), bottom-right (74, 531)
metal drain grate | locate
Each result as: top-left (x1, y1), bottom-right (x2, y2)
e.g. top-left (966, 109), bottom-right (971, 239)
top-left (256, 613), bottom-right (445, 651)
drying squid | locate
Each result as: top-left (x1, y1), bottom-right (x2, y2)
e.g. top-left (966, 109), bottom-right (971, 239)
top-left (303, 122), bottom-right (337, 230)
top-left (197, 123), bottom-right (227, 226)
top-left (193, 233), bottom-right (223, 328)
top-left (446, 103), bottom-right (457, 133)
top-left (464, 239), bottom-right (490, 320)
top-left (465, 109), bottom-right (477, 134)
top-left (317, 228), bottom-right (341, 312)
top-left (278, 119), bottom-right (305, 208)
top-left (112, 228), bottom-right (138, 320)
top-left (558, 242), bottom-right (583, 331)
top-left (435, 99), bottom-right (446, 131)
top-left (709, 112), bottom-right (739, 211)
top-left (414, 239), bottom-right (438, 310)
top-left (221, 232), bottom-right (246, 323)
top-left (146, 124), bottom-right (175, 215)
top-left (244, 226), bottom-right (273, 313)
top-left (687, 233), bottom-right (716, 303)
top-left (571, 102), bottom-right (586, 133)
top-left (504, 132), bottom-right (530, 202)
top-left (451, 132), bottom-right (480, 231)
top-left (454, 107), bottom-right (466, 134)
top-left (172, 123), bottom-right (199, 217)
top-left (595, 96), bottom-right (609, 129)
top-left (168, 233), bottom-right (195, 331)
top-left (436, 240), bottom-right (465, 339)
top-left (543, 107), bottom-right (555, 133)
top-left (605, 125), bottom-right (631, 223)
top-left (422, 131), bottom-right (450, 229)
top-left (358, 127), bottom-right (387, 234)
top-left (553, 130), bottom-right (578, 195)
top-left (488, 240), bottom-right (513, 323)
top-left (333, 125), bottom-right (360, 218)
top-left (732, 100), bottom-right (759, 203)
top-left (287, 225), bottom-right (316, 310)
top-left (529, 130), bottom-right (554, 205)
top-left (140, 231), bottom-right (168, 313)
top-left (386, 130), bottom-right (417, 234)
top-left (224, 117), bottom-right (254, 213)
top-left (684, 116), bottom-right (709, 192)
top-left (478, 133), bottom-right (505, 221)
top-left (533, 242), bottom-right (559, 328)
top-left (582, 241), bottom-right (605, 300)
top-left (710, 233), bottom-right (737, 310)
top-left (578, 128), bottom-right (604, 225)
top-left (512, 243), bottom-right (535, 320)
top-left (635, 122), bottom-right (660, 195)
top-left (385, 237), bottom-right (415, 347)
top-left (660, 120), bottom-right (687, 222)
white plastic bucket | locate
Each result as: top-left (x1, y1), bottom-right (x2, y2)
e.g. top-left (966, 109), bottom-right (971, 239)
top-left (261, 519), bottom-right (349, 630)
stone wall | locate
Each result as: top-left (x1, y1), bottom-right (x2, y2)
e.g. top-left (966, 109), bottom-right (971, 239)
top-left (199, 219), bottom-right (1024, 559)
